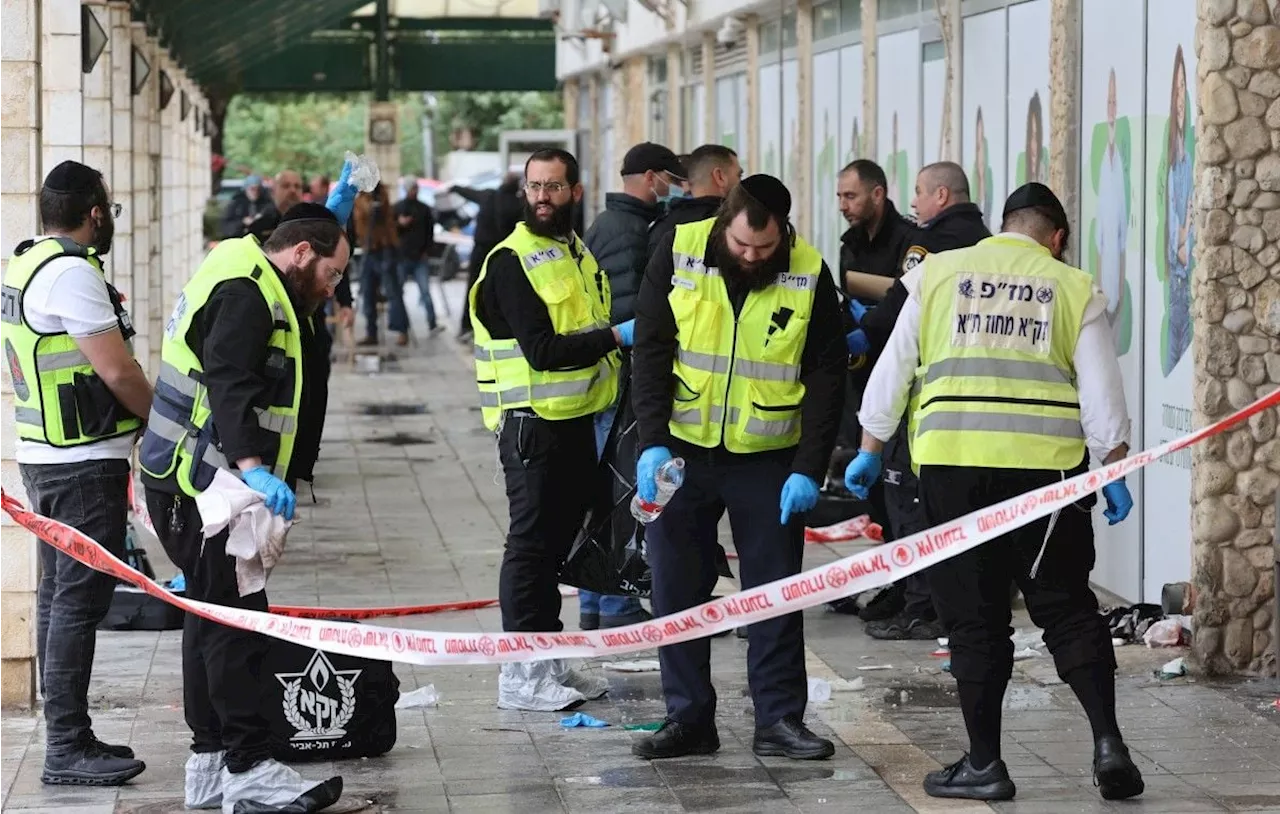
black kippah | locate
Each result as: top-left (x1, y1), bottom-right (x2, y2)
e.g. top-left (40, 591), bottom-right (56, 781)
top-left (43, 161), bottom-right (103, 194)
top-left (280, 202), bottom-right (338, 224)
top-left (739, 174), bottom-right (792, 222)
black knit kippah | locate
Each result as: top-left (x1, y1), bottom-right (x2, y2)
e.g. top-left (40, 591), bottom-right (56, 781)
top-left (739, 174), bottom-right (792, 222)
top-left (43, 160), bottom-right (103, 194)
top-left (280, 202), bottom-right (338, 224)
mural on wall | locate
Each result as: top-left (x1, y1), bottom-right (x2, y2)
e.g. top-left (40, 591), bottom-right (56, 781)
top-left (839, 44), bottom-right (864, 164)
top-left (783, 60), bottom-right (800, 189)
top-left (1008, 0), bottom-right (1051, 187)
top-left (1080, 0), bottom-right (1145, 602)
top-left (759, 62), bottom-right (782, 177)
top-left (877, 29), bottom-right (920, 209)
top-left (813, 50), bottom-right (841, 266)
top-left (962, 9), bottom-right (1007, 229)
top-left (1141, 0), bottom-right (1196, 600)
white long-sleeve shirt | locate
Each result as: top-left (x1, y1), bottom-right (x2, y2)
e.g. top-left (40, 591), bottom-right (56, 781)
top-left (858, 232), bottom-right (1131, 465)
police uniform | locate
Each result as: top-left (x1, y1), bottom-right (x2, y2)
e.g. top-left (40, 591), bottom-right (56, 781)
top-left (630, 176), bottom-right (846, 759)
top-left (861, 201), bottom-right (991, 636)
top-left (855, 184), bottom-right (1142, 802)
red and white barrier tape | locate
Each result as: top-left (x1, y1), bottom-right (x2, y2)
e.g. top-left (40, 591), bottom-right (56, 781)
top-left (11, 388), bottom-right (1276, 666)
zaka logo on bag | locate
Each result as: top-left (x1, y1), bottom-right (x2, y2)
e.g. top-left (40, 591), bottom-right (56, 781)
top-left (276, 650), bottom-right (361, 744)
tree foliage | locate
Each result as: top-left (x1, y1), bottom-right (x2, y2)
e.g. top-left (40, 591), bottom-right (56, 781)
top-left (222, 91), bottom-right (561, 181)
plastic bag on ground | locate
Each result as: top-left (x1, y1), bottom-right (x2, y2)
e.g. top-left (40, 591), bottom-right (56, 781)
top-left (1142, 616), bottom-right (1191, 647)
top-left (395, 685), bottom-right (439, 708)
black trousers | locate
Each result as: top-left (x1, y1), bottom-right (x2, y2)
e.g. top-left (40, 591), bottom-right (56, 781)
top-left (647, 453), bottom-right (807, 729)
top-left (145, 488), bottom-right (273, 773)
top-left (919, 465), bottom-right (1115, 685)
top-left (498, 411), bottom-right (598, 632)
top-left (882, 471), bottom-right (936, 620)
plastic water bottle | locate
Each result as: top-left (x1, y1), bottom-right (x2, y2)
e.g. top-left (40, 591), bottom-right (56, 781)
top-left (630, 458), bottom-right (686, 524)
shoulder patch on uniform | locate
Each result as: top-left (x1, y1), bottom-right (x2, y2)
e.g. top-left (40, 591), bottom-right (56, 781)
top-left (901, 245), bottom-right (929, 273)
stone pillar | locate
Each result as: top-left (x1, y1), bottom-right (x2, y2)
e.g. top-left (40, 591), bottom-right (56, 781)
top-left (0, 0), bottom-right (42, 711)
top-left (130, 24), bottom-right (154, 376)
top-left (745, 15), bottom-right (760, 171)
top-left (158, 55), bottom-right (179, 338)
top-left (861, 0), bottom-right (878, 159)
top-left (144, 33), bottom-right (164, 378)
top-left (82, 2), bottom-right (113, 184)
top-left (1190, 0), bottom-right (1280, 677)
top-left (625, 56), bottom-right (647, 147)
top-left (938, 0), bottom-right (962, 162)
top-left (563, 78), bottom-right (580, 131)
top-left (611, 66), bottom-right (628, 185)
top-left (588, 73), bottom-right (602, 214)
top-left (1048, 0), bottom-right (1081, 245)
top-left (42, 0), bottom-right (82, 170)
top-left (702, 33), bottom-right (716, 144)
top-left (366, 101), bottom-right (402, 186)
top-left (797, 0), bottom-right (813, 234)
top-left (108, 1), bottom-right (133, 296)
top-left (667, 45), bottom-right (681, 148)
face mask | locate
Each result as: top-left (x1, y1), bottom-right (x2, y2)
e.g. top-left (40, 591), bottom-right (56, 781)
top-left (656, 182), bottom-right (686, 206)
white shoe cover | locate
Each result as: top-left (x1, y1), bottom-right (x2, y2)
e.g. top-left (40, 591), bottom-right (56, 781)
top-left (185, 751), bottom-right (225, 809)
top-left (550, 659), bottom-right (609, 700)
top-left (497, 660), bottom-right (588, 711)
top-left (219, 759), bottom-right (337, 814)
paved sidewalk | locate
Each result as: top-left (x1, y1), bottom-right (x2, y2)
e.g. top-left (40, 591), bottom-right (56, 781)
top-left (3, 278), bottom-right (1280, 814)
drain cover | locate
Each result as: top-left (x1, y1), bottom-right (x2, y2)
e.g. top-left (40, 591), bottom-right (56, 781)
top-left (366, 432), bottom-right (433, 446)
top-left (359, 403), bottom-right (427, 416)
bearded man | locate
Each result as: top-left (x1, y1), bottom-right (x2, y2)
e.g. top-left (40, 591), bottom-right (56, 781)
top-left (628, 175), bottom-right (847, 760)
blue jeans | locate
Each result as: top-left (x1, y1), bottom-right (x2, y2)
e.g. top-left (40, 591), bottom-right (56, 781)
top-left (360, 248), bottom-right (408, 339)
top-left (23, 459), bottom-right (130, 753)
top-left (579, 403), bottom-right (642, 619)
top-left (399, 257), bottom-right (437, 330)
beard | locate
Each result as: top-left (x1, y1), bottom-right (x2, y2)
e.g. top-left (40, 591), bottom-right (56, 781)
top-left (715, 231), bottom-right (789, 292)
top-left (91, 214), bottom-right (114, 256)
top-left (283, 257), bottom-right (328, 316)
top-left (523, 198), bottom-right (575, 239)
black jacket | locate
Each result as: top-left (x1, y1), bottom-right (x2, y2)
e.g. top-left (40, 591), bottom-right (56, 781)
top-left (457, 183), bottom-right (522, 270)
top-left (632, 228), bottom-right (847, 482)
top-left (838, 198), bottom-right (918, 315)
top-left (394, 198), bottom-right (435, 260)
top-left (646, 195), bottom-right (724, 260)
top-left (220, 191), bottom-right (274, 240)
top-left (583, 193), bottom-right (661, 322)
top-left (474, 244), bottom-right (618, 373)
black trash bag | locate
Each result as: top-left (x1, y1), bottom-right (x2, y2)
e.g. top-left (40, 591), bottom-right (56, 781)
top-left (561, 379), bottom-right (652, 598)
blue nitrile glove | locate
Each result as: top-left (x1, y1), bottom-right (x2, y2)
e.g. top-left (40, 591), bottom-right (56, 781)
top-left (614, 319), bottom-right (636, 347)
top-left (636, 446), bottom-right (674, 503)
top-left (846, 328), bottom-right (870, 356)
top-left (847, 299), bottom-right (869, 325)
top-left (843, 450), bottom-right (883, 499)
top-left (779, 473), bottom-right (820, 525)
top-left (325, 159), bottom-right (357, 227)
top-left (1101, 478), bottom-right (1133, 525)
top-left (242, 466), bottom-right (297, 521)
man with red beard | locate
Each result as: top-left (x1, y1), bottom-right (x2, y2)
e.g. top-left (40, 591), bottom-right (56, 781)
top-left (629, 175), bottom-right (847, 760)
top-left (469, 149), bottom-right (634, 710)
top-left (138, 201), bottom-right (353, 813)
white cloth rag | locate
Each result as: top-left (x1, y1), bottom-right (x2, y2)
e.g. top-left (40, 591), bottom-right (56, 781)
top-left (195, 469), bottom-right (292, 596)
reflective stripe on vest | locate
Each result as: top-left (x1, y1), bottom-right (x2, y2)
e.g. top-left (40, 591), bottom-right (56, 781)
top-left (1, 236), bottom-right (143, 446)
top-left (468, 223), bottom-right (619, 431)
top-left (666, 217), bottom-right (820, 453)
top-left (910, 235), bottom-right (1093, 471)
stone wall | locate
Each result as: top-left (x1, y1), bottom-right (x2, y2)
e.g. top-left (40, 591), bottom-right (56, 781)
top-left (1191, 0), bottom-right (1280, 676)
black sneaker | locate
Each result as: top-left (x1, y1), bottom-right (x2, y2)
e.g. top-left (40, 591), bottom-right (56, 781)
top-left (42, 744), bottom-right (146, 786)
top-left (859, 584), bottom-right (905, 622)
top-left (753, 714), bottom-right (835, 760)
top-left (600, 608), bottom-right (653, 629)
top-left (579, 612), bottom-right (600, 631)
top-left (88, 734), bottom-right (135, 759)
top-left (632, 720), bottom-right (720, 760)
top-left (865, 613), bottom-right (944, 641)
top-left (1094, 735), bottom-right (1144, 800)
top-left (923, 755), bottom-right (1016, 801)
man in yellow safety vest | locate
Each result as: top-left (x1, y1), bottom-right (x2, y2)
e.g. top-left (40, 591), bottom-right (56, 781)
top-left (847, 183), bottom-right (1142, 803)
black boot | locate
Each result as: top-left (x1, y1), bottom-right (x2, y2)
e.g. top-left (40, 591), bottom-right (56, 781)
top-left (865, 612), bottom-right (944, 641)
top-left (632, 720), bottom-right (719, 759)
top-left (42, 744), bottom-right (146, 786)
top-left (859, 584), bottom-right (905, 621)
top-left (88, 732), bottom-right (135, 759)
top-left (753, 714), bottom-right (835, 760)
top-left (1094, 735), bottom-right (1144, 800)
top-left (923, 755), bottom-right (1016, 801)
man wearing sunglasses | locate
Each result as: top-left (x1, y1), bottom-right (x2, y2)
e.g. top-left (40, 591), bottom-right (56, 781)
top-left (3, 161), bottom-right (153, 787)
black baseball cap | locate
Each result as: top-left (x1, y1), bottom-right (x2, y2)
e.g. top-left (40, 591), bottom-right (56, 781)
top-left (621, 142), bottom-right (685, 179)
top-left (1003, 182), bottom-right (1070, 234)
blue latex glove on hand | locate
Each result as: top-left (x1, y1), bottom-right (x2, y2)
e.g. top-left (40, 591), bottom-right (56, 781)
top-left (614, 319), bottom-right (636, 348)
top-left (242, 466), bottom-right (297, 521)
top-left (843, 450), bottom-right (883, 499)
top-left (846, 328), bottom-right (870, 356)
top-left (1101, 479), bottom-right (1133, 525)
top-left (325, 160), bottom-right (357, 227)
top-left (779, 473), bottom-right (820, 525)
top-left (847, 299), bottom-right (869, 325)
top-left (636, 446), bottom-right (674, 503)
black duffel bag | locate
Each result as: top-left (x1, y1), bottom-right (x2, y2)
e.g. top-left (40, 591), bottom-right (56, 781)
top-left (261, 623), bottom-right (400, 762)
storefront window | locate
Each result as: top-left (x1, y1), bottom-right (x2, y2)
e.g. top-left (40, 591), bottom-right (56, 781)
top-left (877, 0), bottom-right (921, 19)
top-left (840, 0), bottom-right (861, 32)
top-left (782, 12), bottom-right (797, 48)
top-left (814, 1), bottom-right (840, 40)
top-left (761, 19), bottom-right (782, 54)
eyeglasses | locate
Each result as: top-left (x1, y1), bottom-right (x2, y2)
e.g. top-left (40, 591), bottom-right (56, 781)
top-left (524, 181), bottom-right (569, 195)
